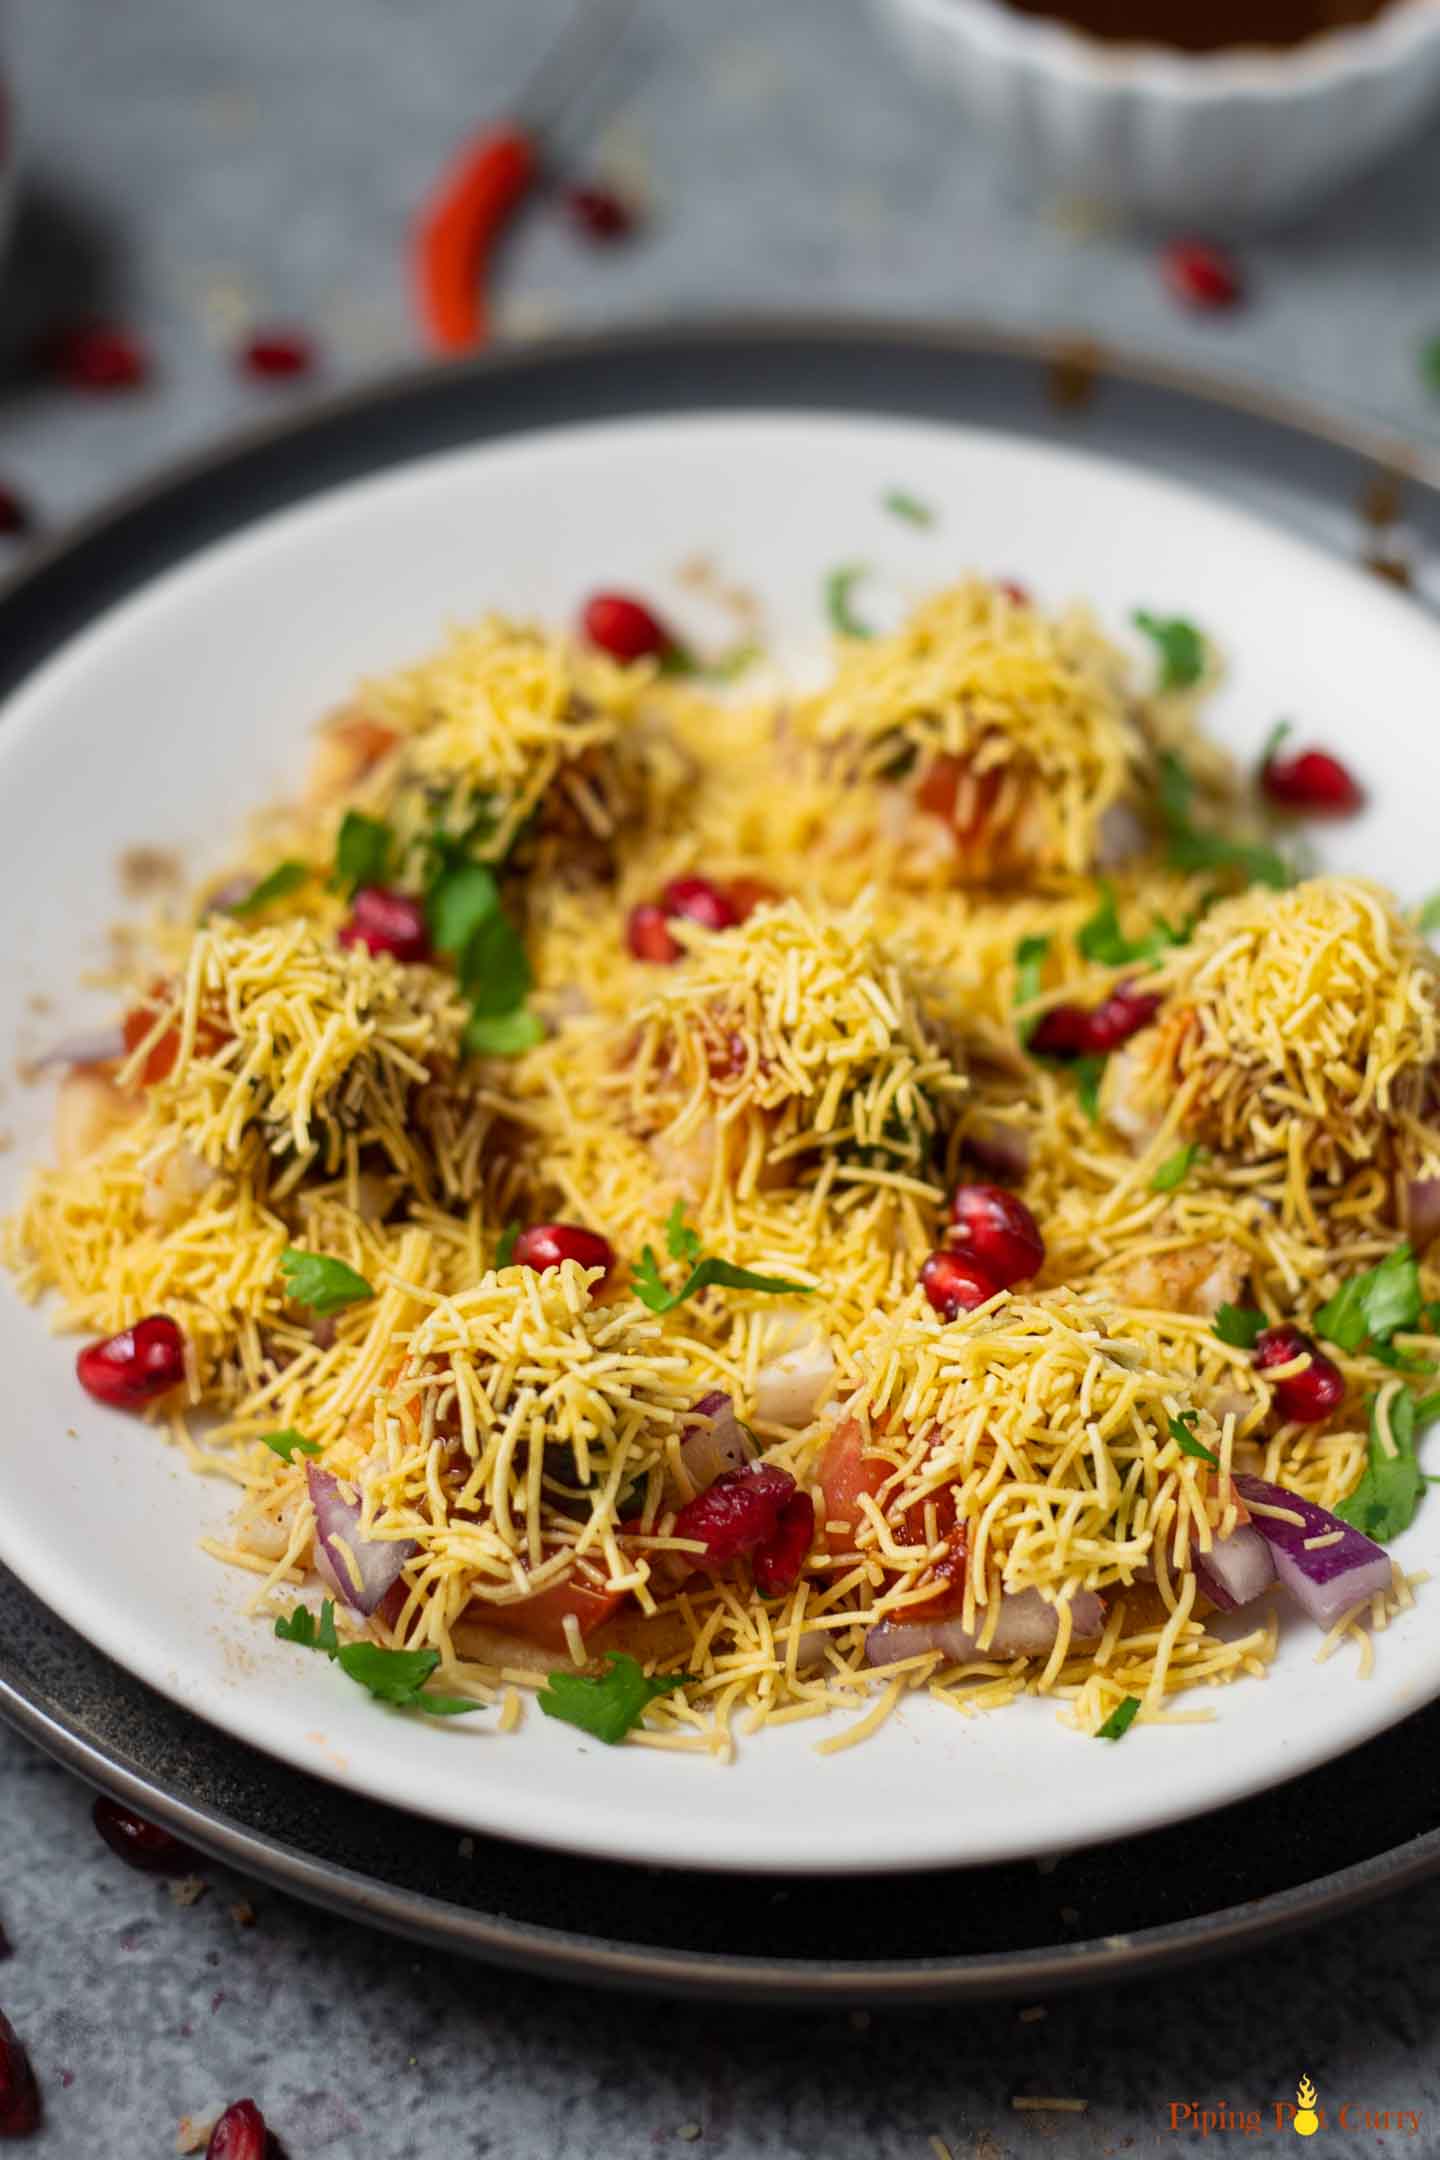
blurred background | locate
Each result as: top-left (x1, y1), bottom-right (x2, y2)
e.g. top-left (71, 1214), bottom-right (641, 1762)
top-left (3, 0), bottom-right (1439, 538)
top-left (4, 3), bottom-right (1440, 2155)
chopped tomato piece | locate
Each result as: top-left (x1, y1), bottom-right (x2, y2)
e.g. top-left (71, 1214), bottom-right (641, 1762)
top-left (913, 754), bottom-right (1001, 839)
top-left (818, 1417), bottom-right (892, 1548)
top-left (121, 982), bottom-right (227, 1084)
top-left (491, 1577), bottom-right (624, 1652)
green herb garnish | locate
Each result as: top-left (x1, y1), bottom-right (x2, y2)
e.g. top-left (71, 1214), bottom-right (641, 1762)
top-left (279, 1248), bottom-right (374, 1316)
top-left (463, 1008), bottom-right (545, 1057)
top-left (1418, 891), bottom-right (1440, 936)
top-left (1213, 1303), bottom-right (1266, 1350)
top-left (882, 489), bottom-right (934, 528)
top-left (1074, 1055), bottom-right (1106, 1123)
top-left (1076, 881), bottom-right (1189, 969)
top-left (825, 564), bottom-right (875, 640)
top-left (1335, 1391), bottom-right (1429, 1544)
top-left (1013, 933), bottom-right (1050, 1044)
top-left (1157, 750), bottom-right (1292, 890)
top-left (332, 811), bottom-right (392, 896)
top-left (1315, 1244), bottom-right (1420, 1355)
top-left (1134, 610), bottom-right (1205, 693)
top-left (1151, 1143), bottom-right (1201, 1194)
top-left (262, 1428), bottom-right (321, 1462)
top-left (229, 860), bottom-right (310, 917)
top-left (633, 1204), bottom-right (811, 1314)
top-left (538, 1651), bottom-right (688, 1745)
top-left (426, 860), bottom-right (500, 958)
top-left (274, 1598), bottom-right (482, 1716)
top-left (493, 1220), bottom-right (520, 1270)
top-left (1096, 1695), bottom-right (1141, 1742)
top-left (1167, 1413), bottom-right (1219, 1469)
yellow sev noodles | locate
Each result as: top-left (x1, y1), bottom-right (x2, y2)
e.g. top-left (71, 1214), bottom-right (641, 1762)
top-left (4, 579), bottom-right (1436, 1756)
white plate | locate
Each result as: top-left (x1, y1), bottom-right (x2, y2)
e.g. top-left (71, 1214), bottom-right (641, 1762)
top-left (1, 411), bottom-right (1436, 1877)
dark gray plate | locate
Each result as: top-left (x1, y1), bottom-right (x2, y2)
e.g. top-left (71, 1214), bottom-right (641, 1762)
top-left (3, 321), bottom-right (1438, 2004)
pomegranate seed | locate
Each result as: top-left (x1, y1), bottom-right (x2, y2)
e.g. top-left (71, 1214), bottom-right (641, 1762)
top-left (511, 1223), bottom-right (615, 1281)
top-left (1161, 240), bottom-right (1244, 312)
top-left (1261, 746), bottom-right (1363, 816)
top-left (76, 1315), bottom-right (185, 1408)
top-left (338, 887), bottom-right (431, 963)
top-left (0, 2009), bottom-right (39, 2137)
top-left (672, 1464), bottom-right (797, 1566)
top-left (1254, 1326), bottom-right (1344, 1424)
top-left (207, 2098), bottom-right (269, 2160)
top-left (626, 901), bottom-right (681, 964)
top-left (1085, 983), bottom-right (1162, 1053)
top-left (564, 183), bottom-right (636, 242)
top-left (752, 1490), bottom-right (815, 1596)
top-left (1027, 1003), bottom-right (1095, 1058)
top-left (240, 328), bottom-right (316, 380)
top-left (36, 321), bottom-right (149, 391)
top-left (0, 484), bottom-right (30, 537)
top-left (92, 1794), bottom-right (197, 1873)
top-left (948, 1184), bottom-right (1045, 1286)
top-left (996, 579), bottom-right (1029, 606)
top-left (581, 592), bottom-right (673, 663)
top-left (920, 1248), bottom-right (1007, 1320)
top-left (662, 875), bottom-right (740, 932)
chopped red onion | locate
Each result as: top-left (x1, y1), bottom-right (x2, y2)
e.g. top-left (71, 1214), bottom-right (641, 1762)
top-left (752, 1328), bottom-right (834, 1427)
top-left (1407, 1178), bottom-right (1440, 1248)
top-left (306, 1463), bottom-right (417, 1616)
top-left (865, 1586), bottom-right (1103, 1667)
top-left (676, 1391), bottom-right (754, 1496)
top-left (1192, 1522), bottom-right (1275, 1612)
top-left (1234, 1474), bottom-right (1392, 1630)
top-left (962, 1113), bottom-right (1031, 1183)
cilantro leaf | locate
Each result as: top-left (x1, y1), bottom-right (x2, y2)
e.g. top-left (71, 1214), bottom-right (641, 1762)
top-left (1315, 1244), bottom-right (1420, 1354)
top-left (1167, 1413), bottom-right (1219, 1468)
top-left (1013, 933), bottom-right (1050, 1043)
top-left (1213, 1303), bottom-right (1266, 1350)
top-left (1156, 750), bottom-right (1292, 891)
top-left (333, 811), bottom-right (392, 896)
top-left (230, 860), bottom-right (310, 917)
top-left (660, 641), bottom-right (762, 685)
top-left (463, 1008), bottom-right (545, 1057)
top-left (279, 1247), bottom-right (374, 1316)
top-left (262, 1427), bottom-right (321, 1462)
top-left (538, 1651), bottom-right (688, 1745)
top-left (1074, 1054), bottom-right (1106, 1123)
top-left (460, 909), bottom-right (532, 1017)
top-left (882, 489), bottom-right (934, 528)
top-left (493, 1220), bottom-right (520, 1269)
top-left (427, 860), bottom-right (499, 958)
top-left (1335, 1391), bottom-right (1427, 1544)
top-left (274, 1599), bottom-right (339, 1654)
top-left (1418, 891), bottom-right (1440, 937)
top-left (1258, 719), bottom-right (1291, 772)
top-left (1076, 882), bottom-right (1185, 968)
top-left (633, 1250), bottom-right (812, 1314)
top-left (1151, 1143), bottom-right (1201, 1194)
top-left (1134, 610), bottom-right (1205, 693)
top-left (665, 1200), bottom-right (703, 1265)
top-left (1096, 1695), bottom-right (1141, 1741)
top-left (825, 564), bottom-right (875, 640)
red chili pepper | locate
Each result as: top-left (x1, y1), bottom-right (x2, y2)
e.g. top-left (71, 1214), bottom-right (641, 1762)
top-left (416, 125), bottom-right (539, 354)
top-left (0, 2009), bottom-right (40, 2137)
top-left (672, 1464), bottom-right (796, 1567)
top-left (1161, 240), bottom-right (1244, 312)
top-left (76, 1316), bottom-right (186, 1408)
top-left (752, 1491), bottom-right (815, 1596)
top-left (511, 1223), bottom-right (615, 1280)
top-left (1261, 746), bottom-right (1363, 816)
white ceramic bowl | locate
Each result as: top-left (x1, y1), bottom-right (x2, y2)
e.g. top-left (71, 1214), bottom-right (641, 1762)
top-left (878, 0), bottom-right (1440, 223)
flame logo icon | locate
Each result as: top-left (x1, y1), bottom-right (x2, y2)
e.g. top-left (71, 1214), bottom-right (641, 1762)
top-left (1294, 2077), bottom-right (1320, 2137)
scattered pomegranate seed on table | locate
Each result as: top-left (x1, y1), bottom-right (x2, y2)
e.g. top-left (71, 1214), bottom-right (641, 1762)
top-left (626, 900), bottom-right (682, 964)
top-left (239, 328), bottom-right (316, 381)
top-left (1161, 240), bottom-right (1244, 312)
top-left (35, 321), bottom-right (150, 391)
top-left (206, 2098), bottom-right (270, 2160)
top-left (581, 591), bottom-right (674, 662)
top-left (91, 1794), bottom-right (198, 1873)
top-left (672, 1463), bottom-right (797, 1566)
top-left (75, 1315), bottom-right (186, 1407)
top-left (0, 2009), bottom-right (40, 2137)
top-left (511, 1223), bottom-right (615, 1280)
top-left (752, 1490), bottom-right (816, 1596)
top-left (948, 1184), bottom-right (1045, 1286)
top-left (0, 484), bottom-right (30, 537)
top-left (338, 886), bottom-right (431, 963)
top-left (920, 1248), bottom-right (1007, 1320)
top-left (564, 182), bottom-right (637, 242)
top-left (1253, 1326), bottom-right (1344, 1424)
top-left (1260, 745), bottom-right (1363, 815)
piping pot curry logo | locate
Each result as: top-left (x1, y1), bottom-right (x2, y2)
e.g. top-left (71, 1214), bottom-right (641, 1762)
top-left (1292, 2080), bottom-right (1320, 2138)
top-left (1168, 2073), bottom-right (1424, 2137)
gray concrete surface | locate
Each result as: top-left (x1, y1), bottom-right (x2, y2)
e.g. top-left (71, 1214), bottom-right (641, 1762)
top-left (3, 1), bottom-right (1440, 2153)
